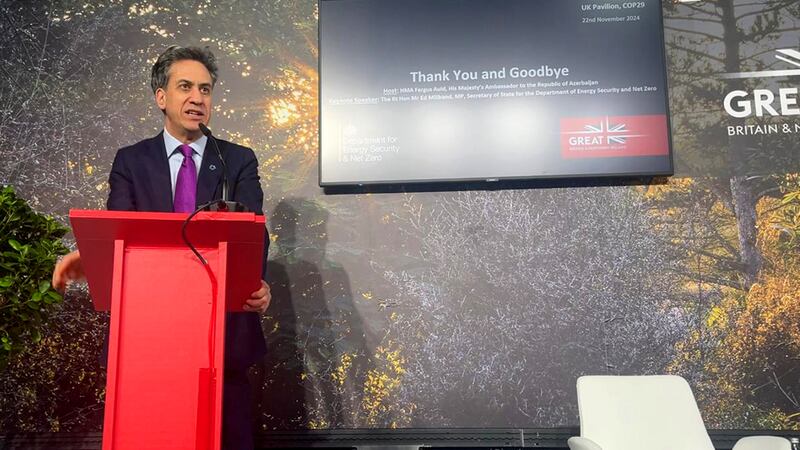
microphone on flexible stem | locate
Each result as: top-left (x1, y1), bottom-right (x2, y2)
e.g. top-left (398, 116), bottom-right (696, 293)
top-left (198, 123), bottom-right (247, 213)
top-left (181, 123), bottom-right (249, 265)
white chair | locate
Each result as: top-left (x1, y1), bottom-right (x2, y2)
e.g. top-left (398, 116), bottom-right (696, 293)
top-left (568, 375), bottom-right (792, 450)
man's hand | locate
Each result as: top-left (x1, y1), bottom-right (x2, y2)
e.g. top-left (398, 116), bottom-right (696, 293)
top-left (52, 250), bottom-right (85, 294)
top-left (243, 280), bottom-right (271, 314)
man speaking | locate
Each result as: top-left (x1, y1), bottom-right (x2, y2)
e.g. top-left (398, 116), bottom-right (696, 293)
top-left (52, 46), bottom-right (270, 450)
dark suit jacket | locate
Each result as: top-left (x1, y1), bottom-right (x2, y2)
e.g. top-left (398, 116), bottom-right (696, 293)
top-left (107, 132), bottom-right (268, 369)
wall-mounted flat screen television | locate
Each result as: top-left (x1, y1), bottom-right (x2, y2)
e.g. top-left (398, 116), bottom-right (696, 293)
top-left (319, 0), bottom-right (673, 186)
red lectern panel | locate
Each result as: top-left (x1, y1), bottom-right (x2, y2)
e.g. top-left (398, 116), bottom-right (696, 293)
top-left (70, 210), bottom-right (265, 450)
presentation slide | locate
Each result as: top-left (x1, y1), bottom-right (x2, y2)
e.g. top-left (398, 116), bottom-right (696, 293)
top-left (319, 0), bottom-right (672, 186)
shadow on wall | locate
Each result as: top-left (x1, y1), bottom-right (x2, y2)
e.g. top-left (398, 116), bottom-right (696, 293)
top-left (253, 198), bottom-right (368, 429)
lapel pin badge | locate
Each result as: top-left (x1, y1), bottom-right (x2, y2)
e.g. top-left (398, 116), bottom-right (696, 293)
top-left (209, 164), bottom-right (217, 171)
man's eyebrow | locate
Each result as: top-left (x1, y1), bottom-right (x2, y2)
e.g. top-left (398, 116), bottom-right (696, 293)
top-left (175, 79), bottom-right (212, 88)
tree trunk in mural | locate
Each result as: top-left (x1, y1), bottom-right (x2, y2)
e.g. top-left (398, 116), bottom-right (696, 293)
top-left (721, 1), bottom-right (761, 290)
top-left (729, 176), bottom-right (761, 288)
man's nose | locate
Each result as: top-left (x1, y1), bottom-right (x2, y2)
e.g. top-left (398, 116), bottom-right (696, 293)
top-left (188, 87), bottom-right (204, 103)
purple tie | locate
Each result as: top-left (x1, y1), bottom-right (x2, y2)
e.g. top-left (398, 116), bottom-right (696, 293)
top-left (173, 144), bottom-right (197, 213)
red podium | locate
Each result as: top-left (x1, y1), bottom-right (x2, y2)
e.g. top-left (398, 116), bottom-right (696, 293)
top-left (70, 210), bottom-right (266, 450)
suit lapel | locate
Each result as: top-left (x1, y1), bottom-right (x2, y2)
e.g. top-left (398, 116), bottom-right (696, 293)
top-left (148, 132), bottom-right (174, 212)
top-left (196, 140), bottom-right (223, 205)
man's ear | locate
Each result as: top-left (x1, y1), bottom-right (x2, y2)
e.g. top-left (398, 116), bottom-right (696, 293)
top-left (155, 88), bottom-right (166, 111)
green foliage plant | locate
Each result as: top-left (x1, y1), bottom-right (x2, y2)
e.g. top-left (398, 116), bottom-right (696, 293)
top-left (0, 186), bottom-right (69, 369)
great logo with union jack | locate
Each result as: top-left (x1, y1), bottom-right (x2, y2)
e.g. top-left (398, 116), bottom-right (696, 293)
top-left (560, 115), bottom-right (670, 159)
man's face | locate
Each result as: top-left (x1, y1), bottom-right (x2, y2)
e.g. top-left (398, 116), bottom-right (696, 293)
top-left (155, 59), bottom-right (213, 142)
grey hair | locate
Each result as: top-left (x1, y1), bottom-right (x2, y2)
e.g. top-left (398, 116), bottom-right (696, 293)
top-left (150, 45), bottom-right (218, 94)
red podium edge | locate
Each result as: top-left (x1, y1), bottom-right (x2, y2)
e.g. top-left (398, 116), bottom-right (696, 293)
top-left (71, 210), bottom-right (265, 450)
top-left (101, 240), bottom-right (125, 449)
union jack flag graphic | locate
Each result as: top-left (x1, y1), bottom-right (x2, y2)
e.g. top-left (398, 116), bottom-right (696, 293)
top-left (569, 117), bottom-right (639, 145)
top-left (560, 115), bottom-right (670, 159)
top-left (721, 48), bottom-right (800, 79)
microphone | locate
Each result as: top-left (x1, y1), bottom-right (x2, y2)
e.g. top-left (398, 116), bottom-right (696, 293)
top-left (181, 123), bottom-right (249, 265)
top-left (197, 123), bottom-right (247, 213)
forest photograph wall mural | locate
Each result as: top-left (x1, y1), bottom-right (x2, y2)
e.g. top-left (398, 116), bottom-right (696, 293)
top-left (0, 0), bottom-right (798, 433)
